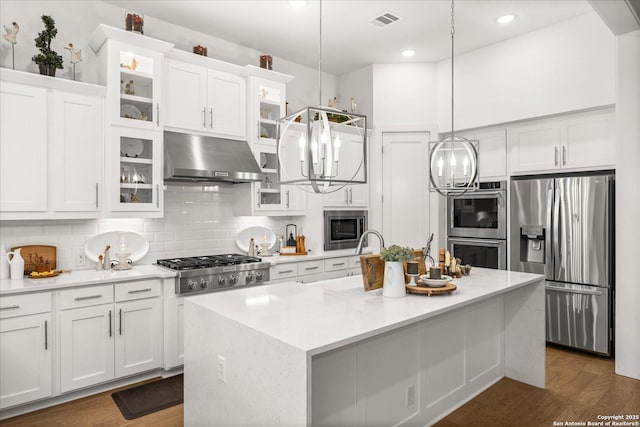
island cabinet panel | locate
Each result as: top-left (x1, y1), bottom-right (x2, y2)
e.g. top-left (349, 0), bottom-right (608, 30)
top-left (466, 297), bottom-right (502, 383)
top-left (311, 346), bottom-right (357, 427)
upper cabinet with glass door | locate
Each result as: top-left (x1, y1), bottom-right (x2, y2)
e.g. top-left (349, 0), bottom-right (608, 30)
top-left (89, 25), bottom-right (174, 129)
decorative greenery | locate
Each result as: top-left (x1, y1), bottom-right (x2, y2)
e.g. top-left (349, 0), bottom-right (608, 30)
top-left (380, 245), bottom-right (415, 262)
top-left (32, 15), bottom-right (63, 70)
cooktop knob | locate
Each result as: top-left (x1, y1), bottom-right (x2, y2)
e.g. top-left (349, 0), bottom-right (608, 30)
top-left (246, 273), bottom-right (254, 284)
top-left (255, 271), bottom-right (263, 280)
top-left (200, 279), bottom-right (208, 289)
top-left (229, 275), bottom-right (238, 285)
top-left (218, 276), bottom-right (226, 286)
top-left (187, 280), bottom-right (197, 290)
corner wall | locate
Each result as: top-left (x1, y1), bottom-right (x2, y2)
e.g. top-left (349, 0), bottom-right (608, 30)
top-left (615, 29), bottom-right (640, 380)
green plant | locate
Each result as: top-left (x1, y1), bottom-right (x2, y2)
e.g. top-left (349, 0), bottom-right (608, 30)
top-left (32, 15), bottom-right (64, 70)
top-left (379, 245), bottom-right (415, 262)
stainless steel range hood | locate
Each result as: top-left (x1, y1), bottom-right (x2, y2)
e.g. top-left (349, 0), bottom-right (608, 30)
top-left (164, 131), bottom-right (262, 183)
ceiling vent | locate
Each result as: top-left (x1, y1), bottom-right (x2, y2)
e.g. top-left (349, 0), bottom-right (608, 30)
top-left (371, 12), bottom-right (401, 27)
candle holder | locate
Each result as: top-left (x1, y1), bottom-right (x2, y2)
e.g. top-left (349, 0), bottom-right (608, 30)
top-left (406, 261), bottom-right (419, 287)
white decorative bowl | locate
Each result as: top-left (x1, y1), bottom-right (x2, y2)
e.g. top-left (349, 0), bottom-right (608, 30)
top-left (419, 274), bottom-right (452, 287)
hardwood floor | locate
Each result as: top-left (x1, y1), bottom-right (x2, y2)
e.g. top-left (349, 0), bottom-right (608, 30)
top-left (1, 345), bottom-right (638, 426)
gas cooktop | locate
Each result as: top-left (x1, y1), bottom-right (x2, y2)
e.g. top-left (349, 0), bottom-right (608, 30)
top-left (157, 254), bottom-right (263, 271)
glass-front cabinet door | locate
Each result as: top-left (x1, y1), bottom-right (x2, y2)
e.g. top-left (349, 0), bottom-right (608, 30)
top-left (111, 127), bottom-right (162, 212)
top-left (253, 143), bottom-right (282, 211)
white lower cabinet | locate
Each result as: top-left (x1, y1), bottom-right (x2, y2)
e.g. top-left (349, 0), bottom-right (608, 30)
top-left (58, 280), bottom-right (161, 393)
top-left (163, 279), bottom-right (184, 370)
top-left (0, 293), bottom-right (52, 409)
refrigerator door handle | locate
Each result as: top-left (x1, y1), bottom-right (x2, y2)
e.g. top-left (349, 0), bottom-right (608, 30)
top-left (545, 284), bottom-right (604, 296)
top-left (544, 181), bottom-right (554, 280)
top-left (552, 182), bottom-right (561, 280)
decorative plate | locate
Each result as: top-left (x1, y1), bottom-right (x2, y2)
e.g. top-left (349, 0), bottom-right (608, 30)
top-left (84, 231), bottom-right (149, 263)
top-left (121, 104), bottom-right (142, 120)
top-left (236, 226), bottom-right (277, 253)
top-left (121, 139), bottom-right (144, 157)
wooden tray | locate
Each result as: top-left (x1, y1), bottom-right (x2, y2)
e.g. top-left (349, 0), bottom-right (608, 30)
top-left (406, 282), bottom-right (457, 296)
top-left (279, 252), bottom-right (308, 256)
top-left (360, 249), bottom-right (426, 292)
top-left (11, 245), bottom-right (56, 274)
top-left (28, 269), bottom-right (71, 279)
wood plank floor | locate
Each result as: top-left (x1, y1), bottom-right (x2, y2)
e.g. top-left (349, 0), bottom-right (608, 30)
top-left (1, 345), bottom-right (638, 426)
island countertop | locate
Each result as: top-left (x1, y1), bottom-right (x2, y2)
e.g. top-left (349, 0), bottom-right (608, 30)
top-left (187, 267), bottom-right (544, 356)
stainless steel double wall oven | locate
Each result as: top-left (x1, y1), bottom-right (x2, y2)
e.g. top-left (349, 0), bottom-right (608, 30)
top-left (447, 181), bottom-right (507, 270)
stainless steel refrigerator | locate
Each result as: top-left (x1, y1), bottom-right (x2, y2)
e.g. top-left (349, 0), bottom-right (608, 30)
top-left (510, 173), bottom-right (614, 355)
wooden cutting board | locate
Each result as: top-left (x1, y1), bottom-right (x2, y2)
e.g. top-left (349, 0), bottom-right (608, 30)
top-left (11, 245), bottom-right (56, 274)
top-left (359, 249), bottom-right (426, 292)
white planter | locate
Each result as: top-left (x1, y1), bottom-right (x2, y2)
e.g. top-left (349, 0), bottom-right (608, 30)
top-left (383, 261), bottom-right (406, 298)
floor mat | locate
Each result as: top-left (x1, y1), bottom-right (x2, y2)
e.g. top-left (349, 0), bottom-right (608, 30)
top-left (111, 374), bottom-right (183, 420)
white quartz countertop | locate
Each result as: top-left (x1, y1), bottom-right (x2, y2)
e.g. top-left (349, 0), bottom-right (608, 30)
top-left (187, 267), bottom-right (544, 355)
top-left (0, 265), bottom-right (176, 295)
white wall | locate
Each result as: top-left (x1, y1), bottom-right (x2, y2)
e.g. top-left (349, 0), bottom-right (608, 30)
top-left (337, 65), bottom-right (373, 125)
top-left (437, 12), bottom-right (616, 131)
top-left (615, 29), bottom-right (640, 381)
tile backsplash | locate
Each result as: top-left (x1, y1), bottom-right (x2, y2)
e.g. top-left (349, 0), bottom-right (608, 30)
top-left (0, 185), bottom-right (293, 270)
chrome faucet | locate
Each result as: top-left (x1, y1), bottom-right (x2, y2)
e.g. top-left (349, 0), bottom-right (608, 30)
top-left (355, 230), bottom-right (385, 254)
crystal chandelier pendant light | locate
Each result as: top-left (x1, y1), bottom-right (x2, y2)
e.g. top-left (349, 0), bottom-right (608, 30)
top-left (276, 0), bottom-right (367, 194)
top-left (429, 0), bottom-right (479, 197)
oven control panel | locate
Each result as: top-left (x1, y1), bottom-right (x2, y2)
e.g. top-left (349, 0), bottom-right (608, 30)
top-left (176, 269), bottom-right (270, 295)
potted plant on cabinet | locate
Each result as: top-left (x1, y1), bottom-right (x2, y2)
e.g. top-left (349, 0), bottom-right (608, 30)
top-left (379, 245), bottom-right (415, 298)
top-left (32, 15), bottom-right (63, 77)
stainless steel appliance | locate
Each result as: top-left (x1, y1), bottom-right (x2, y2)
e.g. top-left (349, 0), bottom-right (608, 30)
top-left (157, 254), bottom-right (271, 295)
top-left (324, 210), bottom-right (368, 251)
top-left (510, 173), bottom-right (614, 355)
top-left (447, 181), bottom-right (507, 269)
top-left (447, 181), bottom-right (506, 239)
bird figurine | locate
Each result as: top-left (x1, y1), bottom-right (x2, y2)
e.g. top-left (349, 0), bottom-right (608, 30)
top-left (64, 43), bottom-right (82, 64)
top-left (327, 96), bottom-right (338, 109)
top-left (2, 21), bottom-right (19, 44)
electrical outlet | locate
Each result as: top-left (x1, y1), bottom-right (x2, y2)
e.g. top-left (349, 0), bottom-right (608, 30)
top-left (217, 355), bottom-right (226, 383)
top-left (407, 384), bottom-right (415, 406)
top-left (75, 251), bottom-right (86, 267)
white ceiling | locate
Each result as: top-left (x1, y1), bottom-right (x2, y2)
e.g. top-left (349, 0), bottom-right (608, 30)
top-left (104, 0), bottom-right (595, 75)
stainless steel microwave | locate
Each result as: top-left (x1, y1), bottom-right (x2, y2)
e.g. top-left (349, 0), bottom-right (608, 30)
top-left (447, 181), bottom-right (507, 240)
top-left (323, 210), bottom-right (368, 251)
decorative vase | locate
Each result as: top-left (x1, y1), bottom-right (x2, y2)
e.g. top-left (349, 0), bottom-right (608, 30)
top-left (383, 261), bottom-right (406, 298)
top-left (0, 243), bottom-right (10, 279)
top-left (6, 247), bottom-right (24, 280)
top-left (38, 64), bottom-right (56, 77)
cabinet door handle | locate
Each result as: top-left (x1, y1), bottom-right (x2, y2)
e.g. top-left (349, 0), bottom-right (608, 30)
top-left (74, 294), bottom-right (102, 301)
top-left (95, 182), bottom-right (99, 208)
top-left (257, 188), bottom-right (261, 208)
top-left (209, 107), bottom-right (214, 129)
top-left (202, 107), bottom-right (207, 128)
top-left (562, 146), bottom-right (566, 165)
top-left (156, 104), bottom-right (160, 126)
top-left (257, 121), bottom-right (260, 141)
top-left (0, 305), bottom-right (20, 311)
top-left (349, 188), bottom-right (353, 204)
top-left (333, 262), bottom-right (345, 267)
top-left (344, 189), bottom-right (349, 204)
top-left (155, 185), bottom-right (160, 208)
top-left (128, 288), bottom-right (152, 294)
top-left (554, 146), bottom-right (559, 166)
top-left (119, 309), bottom-right (122, 335)
top-left (305, 266), bottom-right (319, 271)
top-left (286, 190), bottom-right (290, 208)
top-left (44, 320), bottom-right (48, 350)
top-left (279, 269), bottom-right (294, 274)
top-left (109, 310), bottom-right (112, 337)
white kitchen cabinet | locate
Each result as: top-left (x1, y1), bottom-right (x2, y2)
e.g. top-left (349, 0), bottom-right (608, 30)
top-left (50, 91), bottom-right (103, 212)
top-left (0, 70), bottom-right (106, 220)
top-left (165, 59), bottom-right (245, 139)
top-left (0, 81), bottom-right (47, 213)
top-left (109, 127), bottom-right (162, 215)
top-left (509, 109), bottom-right (615, 175)
top-left (163, 279), bottom-right (184, 370)
top-left (454, 128), bottom-right (507, 180)
top-left (235, 71), bottom-right (309, 216)
top-left (90, 25), bottom-right (173, 130)
top-left (0, 293), bottom-right (52, 409)
top-left (58, 280), bottom-right (161, 393)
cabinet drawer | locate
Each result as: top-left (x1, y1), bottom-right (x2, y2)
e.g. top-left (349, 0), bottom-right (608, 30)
top-left (324, 257), bottom-right (349, 272)
top-left (115, 280), bottom-right (161, 302)
top-left (349, 256), bottom-right (363, 269)
top-left (0, 292), bottom-right (52, 319)
top-left (57, 285), bottom-right (114, 310)
top-left (297, 260), bottom-right (324, 277)
top-left (271, 264), bottom-right (298, 280)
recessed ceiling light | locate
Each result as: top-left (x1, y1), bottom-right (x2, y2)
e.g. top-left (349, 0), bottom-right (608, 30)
top-left (402, 49), bottom-right (415, 58)
top-left (289, 1), bottom-right (306, 8)
top-left (496, 14), bottom-right (515, 24)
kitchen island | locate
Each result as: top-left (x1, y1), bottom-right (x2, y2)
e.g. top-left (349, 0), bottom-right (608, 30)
top-left (184, 268), bottom-right (545, 426)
